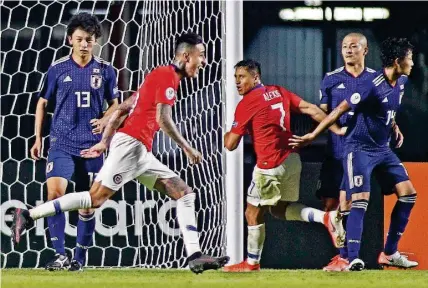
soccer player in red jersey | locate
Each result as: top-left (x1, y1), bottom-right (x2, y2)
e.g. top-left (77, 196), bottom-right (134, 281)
top-left (11, 32), bottom-right (229, 274)
top-left (223, 60), bottom-right (345, 272)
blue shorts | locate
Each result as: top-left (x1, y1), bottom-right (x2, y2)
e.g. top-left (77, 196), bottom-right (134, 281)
top-left (316, 156), bottom-right (345, 199)
top-left (46, 149), bottom-right (103, 191)
top-left (342, 150), bottom-right (409, 198)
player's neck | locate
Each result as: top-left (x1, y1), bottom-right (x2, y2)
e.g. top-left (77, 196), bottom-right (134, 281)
top-left (71, 52), bottom-right (92, 67)
top-left (171, 60), bottom-right (186, 80)
top-left (383, 67), bottom-right (399, 86)
top-left (345, 64), bottom-right (364, 77)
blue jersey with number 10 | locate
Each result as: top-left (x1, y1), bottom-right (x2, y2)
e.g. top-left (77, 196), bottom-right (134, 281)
top-left (38, 55), bottom-right (119, 156)
top-left (344, 70), bottom-right (407, 154)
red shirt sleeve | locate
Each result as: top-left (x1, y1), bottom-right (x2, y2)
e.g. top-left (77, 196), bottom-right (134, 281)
top-left (155, 70), bottom-right (177, 106)
top-left (230, 101), bottom-right (250, 135)
top-left (280, 87), bottom-right (302, 113)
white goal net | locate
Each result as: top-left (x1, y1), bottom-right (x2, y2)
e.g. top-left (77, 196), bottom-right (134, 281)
top-left (1, 0), bottom-right (227, 268)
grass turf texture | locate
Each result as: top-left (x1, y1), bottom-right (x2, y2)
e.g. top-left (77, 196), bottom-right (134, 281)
top-left (2, 269), bottom-right (428, 288)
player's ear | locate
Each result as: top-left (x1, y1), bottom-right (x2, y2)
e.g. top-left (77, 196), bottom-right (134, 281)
top-left (183, 51), bottom-right (190, 63)
top-left (67, 36), bottom-right (73, 45)
top-left (394, 58), bottom-right (400, 67)
top-left (363, 46), bottom-right (368, 56)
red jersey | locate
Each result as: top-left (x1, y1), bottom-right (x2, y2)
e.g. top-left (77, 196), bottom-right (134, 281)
top-left (231, 85), bottom-right (302, 169)
top-left (119, 65), bottom-right (180, 151)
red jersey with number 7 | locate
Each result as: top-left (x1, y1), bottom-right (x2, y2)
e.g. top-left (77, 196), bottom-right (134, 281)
top-left (118, 65), bottom-right (180, 151)
top-left (231, 85), bottom-right (302, 169)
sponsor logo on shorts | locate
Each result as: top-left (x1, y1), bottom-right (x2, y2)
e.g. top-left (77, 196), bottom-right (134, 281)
top-left (354, 175), bottom-right (363, 187)
top-left (46, 162), bottom-right (54, 173)
top-left (113, 174), bottom-right (123, 184)
top-left (232, 121), bottom-right (238, 128)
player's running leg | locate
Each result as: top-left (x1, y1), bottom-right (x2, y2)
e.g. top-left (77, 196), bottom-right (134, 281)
top-left (45, 177), bottom-right (70, 271)
top-left (11, 181), bottom-right (114, 245)
top-left (323, 190), bottom-right (351, 271)
top-left (379, 180), bottom-right (418, 269)
top-left (152, 177), bottom-right (229, 274)
top-left (223, 203), bottom-right (267, 272)
top-left (43, 149), bottom-right (76, 271)
top-left (69, 157), bottom-right (102, 271)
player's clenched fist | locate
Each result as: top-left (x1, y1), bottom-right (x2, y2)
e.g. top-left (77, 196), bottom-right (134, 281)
top-left (81, 142), bottom-right (107, 158)
top-left (30, 138), bottom-right (42, 160)
top-left (184, 147), bottom-right (203, 164)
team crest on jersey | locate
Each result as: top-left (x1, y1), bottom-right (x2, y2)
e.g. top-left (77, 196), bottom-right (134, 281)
top-left (354, 175), bottom-right (363, 187)
top-left (113, 173), bottom-right (123, 184)
top-left (165, 87), bottom-right (176, 100)
top-left (46, 162), bottom-right (54, 173)
top-left (91, 75), bottom-right (102, 89)
top-left (350, 93), bottom-right (361, 104)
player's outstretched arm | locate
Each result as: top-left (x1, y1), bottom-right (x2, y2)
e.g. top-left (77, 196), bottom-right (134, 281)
top-left (297, 99), bottom-right (345, 136)
top-left (156, 103), bottom-right (202, 164)
top-left (81, 94), bottom-right (136, 158)
top-left (30, 98), bottom-right (48, 160)
top-left (91, 99), bottom-right (119, 134)
top-left (290, 99), bottom-right (350, 148)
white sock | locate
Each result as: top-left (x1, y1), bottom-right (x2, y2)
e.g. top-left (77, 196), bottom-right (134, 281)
top-left (285, 202), bottom-right (325, 224)
top-left (247, 224), bottom-right (265, 265)
top-left (176, 193), bottom-right (201, 257)
top-left (29, 192), bottom-right (92, 220)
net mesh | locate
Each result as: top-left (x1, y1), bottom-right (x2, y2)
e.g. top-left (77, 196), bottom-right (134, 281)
top-left (1, 0), bottom-right (226, 268)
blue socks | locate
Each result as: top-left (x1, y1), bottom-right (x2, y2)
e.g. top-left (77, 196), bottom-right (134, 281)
top-left (346, 200), bottom-right (368, 262)
top-left (384, 194), bottom-right (417, 255)
top-left (47, 213), bottom-right (66, 255)
top-left (339, 210), bottom-right (349, 259)
top-left (74, 212), bottom-right (96, 265)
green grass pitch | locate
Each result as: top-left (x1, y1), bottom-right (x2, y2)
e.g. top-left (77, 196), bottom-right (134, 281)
top-left (2, 269), bottom-right (428, 288)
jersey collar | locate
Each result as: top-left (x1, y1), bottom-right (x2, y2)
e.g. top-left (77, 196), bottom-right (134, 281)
top-left (244, 83), bottom-right (264, 95)
top-left (70, 54), bottom-right (94, 68)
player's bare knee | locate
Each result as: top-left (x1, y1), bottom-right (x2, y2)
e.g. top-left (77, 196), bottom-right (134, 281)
top-left (269, 202), bottom-right (288, 219)
top-left (47, 190), bottom-right (64, 201)
top-left (395, 180), bottom-right (417, 197)
top-left (351, 192), bottom-right (370, 202)
top-left (245, 204), bottom-right (264, 225)
top-left (174, 186), bottom-right (192, 200)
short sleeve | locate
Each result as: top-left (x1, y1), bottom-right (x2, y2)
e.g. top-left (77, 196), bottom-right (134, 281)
top-left (230, 101), bottom-right (250, 135)
top-left (104, 65), bottom-right (119, 101)
top-left (345, 80), bottom-right (374, 111)
top-left (38, 66), bottom-right (57, 101)
top-left (319, 76), bottom-right (329, 105)
top-left (279, 87), bottom-right (302, 112)
top-left (155, 72), bottom-right (176, 106)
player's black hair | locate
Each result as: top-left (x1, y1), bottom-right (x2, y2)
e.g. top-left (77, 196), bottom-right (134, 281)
top-left (234, 59), bottom-right (261, 76)
top-left (67, 12), bottom-right (102, 39)
top-left (175, 32), bottom-right (203, 53)
top-left (380, 37), bottom-right (414, 67)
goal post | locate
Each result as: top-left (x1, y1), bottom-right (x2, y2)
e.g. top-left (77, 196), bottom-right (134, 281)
top-left (223, 0), bottom-right (244, 266)
top-left (1, 0), bottom-right (243, 268)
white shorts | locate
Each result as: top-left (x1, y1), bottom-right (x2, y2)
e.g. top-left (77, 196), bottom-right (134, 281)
top-left (247, 152), bottom-right (302, 207)
top-left (95, 132), bottom-right (177, 191)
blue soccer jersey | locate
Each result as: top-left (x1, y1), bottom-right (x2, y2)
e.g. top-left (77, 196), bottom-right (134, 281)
top-left (319, 66), bottom-right (377, 159)
top-left (38, 55), bottom-right (119, 156)
top-left (344, 70), bottom-right (408, 155)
